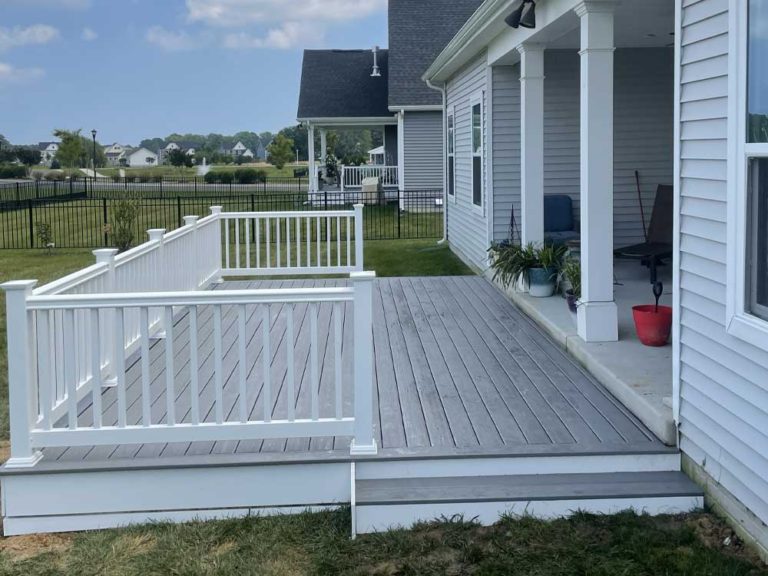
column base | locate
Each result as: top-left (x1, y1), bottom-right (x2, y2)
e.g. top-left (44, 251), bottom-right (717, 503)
top-left (5, 451), bottom-right (43, 469)
top-left (577, 300), bottom-right (618, 342)
top-left (350, 439), bottom-right (378, 457)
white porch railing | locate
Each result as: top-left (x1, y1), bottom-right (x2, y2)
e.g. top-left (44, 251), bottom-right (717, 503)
top-left (340, 165), bottom-right (399, 192)
top-left (219, 205), bottom-right (364, 277)
top-left (2, 206), bottom-right (376, 468)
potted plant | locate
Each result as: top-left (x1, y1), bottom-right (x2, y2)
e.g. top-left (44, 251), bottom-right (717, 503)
top-left (561, 259), bottom-right (581, 314)
top-left (633, 282), bottom-right (673, 347)
top-left (489, 242), bottom-right (565, 297)
top-left (529, 243), bottom-right (567, 297)
top-left (489, 242), bottom-right (537, 293)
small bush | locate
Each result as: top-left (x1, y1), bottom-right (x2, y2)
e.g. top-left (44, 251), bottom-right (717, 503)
top-left (234, 168), bottom-right (258, 184)
top-left (204, 171), bottom-right (217, 184)
top-left (44, 171), bottom-right (65, 181)
top-left (34, 222), bottom-right (55, 253)
top-left (218, 171), bottom-right (234, 184)
top-left (0, 164), bottom-right (27, 179)
top-left (107, 194), bottom-right (141, 252)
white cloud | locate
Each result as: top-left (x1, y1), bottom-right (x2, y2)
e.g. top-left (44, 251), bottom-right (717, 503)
top-left (223, 22), bottom-right (324, 50)
top-left (186, 0), bottom-right (386, 27)
top-left (145, 26), bottom-right (198, 52)
top-left (0, 61), bottom-right (45, 84)
top-left (81, 27), bottom-right (98, 41)
top-left (0, 25), bottom-right (60, 52)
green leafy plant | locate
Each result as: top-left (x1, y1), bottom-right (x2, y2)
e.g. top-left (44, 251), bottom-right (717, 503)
top-left (561, 258), bottom-right (581, 300)
top-left (34, 222), bottom-right (55, 254)
top-left (107, 194), bottom-right (140, 252)
top-left (489, 242), bottom-right (567, 288)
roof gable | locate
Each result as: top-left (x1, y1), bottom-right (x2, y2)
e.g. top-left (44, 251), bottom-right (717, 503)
top-left (297, 49), bottom-right (391, 120)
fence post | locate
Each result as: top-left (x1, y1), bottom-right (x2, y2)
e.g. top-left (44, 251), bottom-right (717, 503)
top-left (35, 179), bottom-right (39, 199)
top-left (176, 197), bottom-right (182, 227)
top-left (70, 178), bottom-right (74, 196)
top-left (15, 182), bottom-right (20, 203)
top-left (2, 280), bottom-right (42, 468)
top-left (350, 271), bottom-right (377, 456)
top-left (53, 180), bottom-right (57, 197)
top-left (354, 203), bottom-right (364, 271)
top-left (94, 249), bottom-right (119, 384)
top-left (183, 216), bottom-right (200, 288)
top-left (194, 177), bottom-right (197, 195)
top-left (210, 206), bottom-right (224, 283)
top-left (102, 198), bottom-right (109, 246)
top-left (27, 200), bottom-right (34, 249)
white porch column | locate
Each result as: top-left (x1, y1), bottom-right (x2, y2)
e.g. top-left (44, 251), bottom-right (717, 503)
top-left (518, 43), bottom-right (546, 246)
top-left (575, 0), bottom-right (618, 342)
top-left (319, 128), bottom-right (327, 179)
top-left (307, 124), bottom-right (316, 194)
top-left (397, 111), bottom-right (405, 211)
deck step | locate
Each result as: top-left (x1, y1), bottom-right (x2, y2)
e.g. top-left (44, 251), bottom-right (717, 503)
top-left (354, 472), bottom-right (704, 534)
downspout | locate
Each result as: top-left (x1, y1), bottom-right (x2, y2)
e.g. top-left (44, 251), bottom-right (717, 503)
top-left (426, 78), bottom-right (448, 244)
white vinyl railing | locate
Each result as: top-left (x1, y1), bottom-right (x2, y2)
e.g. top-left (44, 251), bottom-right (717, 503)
top-left (219, 205), bottom-right (364, 277)
top-left (2, 205), bottom-right (376, 468)
top-left (340, 165), bottom-right (399, 191)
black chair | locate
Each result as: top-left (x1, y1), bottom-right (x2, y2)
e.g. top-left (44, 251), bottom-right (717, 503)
top-left (614, 184), bottom-right (674, 284)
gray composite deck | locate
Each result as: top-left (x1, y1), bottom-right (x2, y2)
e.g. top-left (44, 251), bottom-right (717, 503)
top-left (47, 276), bottom-right (665, 465)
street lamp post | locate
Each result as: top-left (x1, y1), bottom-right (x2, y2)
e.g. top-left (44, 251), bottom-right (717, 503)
top-left (91, 129), bottom-right (98, 178)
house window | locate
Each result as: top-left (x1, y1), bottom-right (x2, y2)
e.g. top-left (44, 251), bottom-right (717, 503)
top-left (447, 109), bottom-right (455, 197)
top-left (746, 0), bottom-right (768, 322)
top-left (471, 95), bottom-right (483, 208)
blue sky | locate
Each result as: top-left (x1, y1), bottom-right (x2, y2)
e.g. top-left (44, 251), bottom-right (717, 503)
top-left (0, 0), bottom-right (388, 146)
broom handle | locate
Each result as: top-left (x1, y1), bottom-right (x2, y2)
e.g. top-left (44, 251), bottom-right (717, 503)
top-left (636, 170), bottom-right (648, 242)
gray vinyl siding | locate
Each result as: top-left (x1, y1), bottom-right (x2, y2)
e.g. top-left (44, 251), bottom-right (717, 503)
top-left (489, 49), bottom-right (673, 248)
top-left (403, 111), bottom-right (443, 191)
top-left (678, 0), bottom-right (768, 535)
top-left (491, 65), bottom-right (521, 242)
top-left (446, 52), bottom-right (489, 269)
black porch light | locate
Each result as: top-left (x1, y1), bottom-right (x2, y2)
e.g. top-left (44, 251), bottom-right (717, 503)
top-left (505, 0), bottom-right (536, 29)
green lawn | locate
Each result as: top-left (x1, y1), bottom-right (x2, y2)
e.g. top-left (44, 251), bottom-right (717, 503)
top-left (0, 509), bottom-right (765, 575)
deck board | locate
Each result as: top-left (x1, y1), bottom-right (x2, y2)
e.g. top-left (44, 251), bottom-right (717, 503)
top-left (48, 276), bottom-right (663, 464)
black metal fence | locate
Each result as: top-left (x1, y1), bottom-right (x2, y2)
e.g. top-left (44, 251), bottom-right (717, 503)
top-left (0, 176), bottom-right (308, 206)
top-left (0, 190), bottom-right (444, 249)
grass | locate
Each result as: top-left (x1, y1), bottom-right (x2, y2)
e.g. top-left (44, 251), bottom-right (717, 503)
top-left (96, 163), bottom-right (307, 179)
top-left (0, 509), bottom-right (765, 575)
top-left (0, 240), bottom-right (468, 441)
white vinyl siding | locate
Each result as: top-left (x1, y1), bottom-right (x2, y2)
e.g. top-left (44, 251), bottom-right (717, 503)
top-left (491, 64), bottom-right (521, 242)
top-left (677, 0), bottom-right (768, 542)
top-left (446, 52), bottom-right (489, 269)
top-left (403, 111), bottom-right (444, 191)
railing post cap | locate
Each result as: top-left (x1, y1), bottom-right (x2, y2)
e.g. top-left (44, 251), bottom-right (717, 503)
top-left (147, 229), bottom-right (166, 242)
top-left (210, 206), bottom-right (223, 215)
top-left (183, 215), bottom-right (200, 226)
top-left (1, 279), bottom-right (38, 292)
top-left (353, 203), bottom-right (364, 209)
top-left (350, 271), bottom-right (376, 281)
top-left (93, 248), bottom-right (119, 262)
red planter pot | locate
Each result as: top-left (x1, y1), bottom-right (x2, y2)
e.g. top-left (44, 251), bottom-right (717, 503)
top-left (632, 305), bottom-right (672, 347)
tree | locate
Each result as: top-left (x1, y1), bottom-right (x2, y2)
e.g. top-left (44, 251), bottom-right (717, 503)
top-left (166, 148), bottom-right (193, 173)
top-left (267, 134), bottom-right (294, 169)
top-left (53, 128), bottom-right (107, 168)
top-left (278, 125), bottom-right (308, 161)
top-left (14, 147), bottom-right (41, 166)
top-left (139, 137), bottom-right (165, 153)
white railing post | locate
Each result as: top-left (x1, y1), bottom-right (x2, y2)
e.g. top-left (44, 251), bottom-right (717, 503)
top-left (210, 206), bottom-right (224, 283)
top-left (350, 271), bottom-right (377, 456)
top-left (93, 248), bottom-right (119, 384)
top-left (2, 280), bottom-right (43, 468)
top-left (341, 165), bottom-right (346, 193)
top-left (147, 229), bottom-right (167, 337)
top-left (353, 204), bottom-right (364, 271)
top-left (183, 216), bottom-right (200, 288)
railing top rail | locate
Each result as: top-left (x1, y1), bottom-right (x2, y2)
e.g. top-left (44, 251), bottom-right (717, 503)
top-left (26, 286), bottom-right (355, 310)
top-left (31, 263), bottom-right (108, 296)
top-left (219, 209), bottom-right (359, 219)
top-left (114, 240), bottom-right (160, 267)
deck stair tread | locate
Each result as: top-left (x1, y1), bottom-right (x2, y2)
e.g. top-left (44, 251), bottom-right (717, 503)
top-left (356, 472), bottom-right (703, 505)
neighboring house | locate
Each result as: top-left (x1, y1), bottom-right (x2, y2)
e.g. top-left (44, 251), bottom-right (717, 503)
top-left (422, 0), bottom-right (768, 557)
top-left (104, 143), bottom-right (134, 167)
top-left (241, 148), bottom-right (255, 159)
top-left (127, 147), bottom-right (158, 168)
top-left (161, 141), bottom-right (197, 163)
top-left (231, 141), bottom-right (248, 157)
top-left (37, 142), bottom-right (59, 165)
top-left (254, 140), bottom-right (267, 161)
top-left (296, 0), bottom-right (484, 198)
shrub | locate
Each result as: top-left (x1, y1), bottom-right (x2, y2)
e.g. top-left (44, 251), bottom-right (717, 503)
top-left (0, 164), bottom-right (27, 179)
top-left (50, 159), bottom-right (61, 169)
top-left (255, 169), bottom-right (267, 183)
top-left (107, 194), bottom-right (141, 252)
top-left (34, 222), bottom-right (55, 253)
top-left (204, 171), bottom-right (217, 184)
top-left (44, 171), bottom-right (65, 181)
top-left (218, 171), bottom-right (234, 184)
top-left (234, 168), bottom-right (258, 184)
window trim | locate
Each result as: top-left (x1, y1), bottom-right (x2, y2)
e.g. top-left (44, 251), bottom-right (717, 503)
top-left (726, 0), bottom-right (768, 347)
top-left (447, 104), bottom-right (456, 203)
top-left (470, 91), bottom-right (484, 214)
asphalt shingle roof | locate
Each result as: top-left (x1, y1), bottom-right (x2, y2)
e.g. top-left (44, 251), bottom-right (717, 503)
top-left (297, 49), bottom-right (391, 120)
top-left (388, 0), bottom-right (484, 107)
